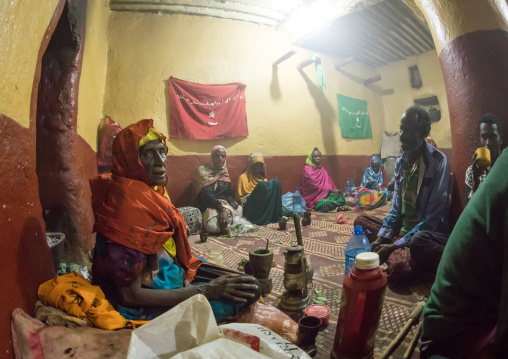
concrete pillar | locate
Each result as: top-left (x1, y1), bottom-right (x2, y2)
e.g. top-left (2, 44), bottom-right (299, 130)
top-left (414, 0), bottom-right (508, 222)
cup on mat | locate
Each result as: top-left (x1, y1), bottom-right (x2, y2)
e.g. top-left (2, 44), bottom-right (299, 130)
top-left (298, 316), bottom-right (322, 346)
top-left (199, 230), bottom-right (208, 243)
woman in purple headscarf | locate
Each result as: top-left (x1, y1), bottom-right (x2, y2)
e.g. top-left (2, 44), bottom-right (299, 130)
top-left (301, 148), bottom-right (341, 210)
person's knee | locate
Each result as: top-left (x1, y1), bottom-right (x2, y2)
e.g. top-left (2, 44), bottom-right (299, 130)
top-left (409, 231), bottom-right (430, 260)
top-left (353, 215), bottom-right (365, 227)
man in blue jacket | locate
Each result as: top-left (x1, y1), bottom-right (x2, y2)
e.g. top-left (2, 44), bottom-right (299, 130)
top-left (364, 106), bottom-right (452, 275)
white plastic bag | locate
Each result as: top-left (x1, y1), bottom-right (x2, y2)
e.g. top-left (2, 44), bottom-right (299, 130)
top-left (172, 338), bottom-right (270, 359)
top-left (127, 294), bottom-right (217, 358)
top-left (222, 215), bottom-right (259, 238)
top-left (219, 323), bottom-right (311, 359)
top-left (127, 295), bottom-right (311, 359)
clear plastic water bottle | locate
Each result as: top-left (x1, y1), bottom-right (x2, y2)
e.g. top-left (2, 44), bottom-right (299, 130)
top-left (344, 225), bottom-right (371, 275)
top-left (345, 178), bottom-right (352, 196)
top-left (293, 187), bottom-right (303, 216)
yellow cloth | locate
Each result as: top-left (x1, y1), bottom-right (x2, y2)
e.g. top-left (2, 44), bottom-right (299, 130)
top-left (139, 127), bottom-right (164, 147)
top-left (38, 273), bottom-right (148, 330)
top-left (163, 237), bottom-right (177, 257)
top-left (236, 154), bottom-right (267, 200)
top-left (157, 186), bottom-right (177, 257)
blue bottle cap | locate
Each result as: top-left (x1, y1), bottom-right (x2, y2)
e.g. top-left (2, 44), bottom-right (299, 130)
top-left (353, 225), bottom-right (363, 235)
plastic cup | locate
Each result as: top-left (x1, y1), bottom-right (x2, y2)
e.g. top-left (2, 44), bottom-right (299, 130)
top-left (207, 251), bottom-right (224, 266)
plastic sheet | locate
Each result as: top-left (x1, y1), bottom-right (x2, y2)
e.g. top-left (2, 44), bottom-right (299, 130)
top-left (235, 302), bottom-right (299, 344)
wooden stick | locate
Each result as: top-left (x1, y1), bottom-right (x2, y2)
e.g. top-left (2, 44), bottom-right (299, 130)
top-left (403, 321), bottom-right (422, 359)
top-left (364, 74), bottom-right (382, 86)
top-left (297, 54), bottom-right (320, 70)
top-left (334, 56), bottom-right (355, 70)
top-left (272, 49), bottom-right (296, 67)
top-left (378, 301), bottom-right (425, 359)
top-left (293, 213), bottom-right (303, 247)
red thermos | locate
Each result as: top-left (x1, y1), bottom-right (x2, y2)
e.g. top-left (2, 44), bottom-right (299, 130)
top-left (331, 252), bottom-right (387, 359)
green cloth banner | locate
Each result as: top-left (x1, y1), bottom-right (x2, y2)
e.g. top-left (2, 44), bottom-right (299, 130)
top-left (337, 94), bottom-right (372, 139)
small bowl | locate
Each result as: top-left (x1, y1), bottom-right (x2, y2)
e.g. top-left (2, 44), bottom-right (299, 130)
top-left (305, 304), bottom-right (330, 329)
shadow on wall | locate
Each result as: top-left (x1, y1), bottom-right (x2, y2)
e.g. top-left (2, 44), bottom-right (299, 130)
top-left (163, 78), bottom-right (247, 153)
top-left (270, 67), bottom-right (281, 99)
top-left (297, 68), bottom-right (338, 173)
top-left (336, 69), bottom-right (387, 96)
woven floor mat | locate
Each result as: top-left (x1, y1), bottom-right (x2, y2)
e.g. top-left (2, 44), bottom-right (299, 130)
top-left (190, 204), bottom-right (426, 359)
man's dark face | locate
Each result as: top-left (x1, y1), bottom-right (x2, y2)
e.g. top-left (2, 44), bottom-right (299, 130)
top-left (139, 139), bottom-right (166, 186)
top-left (399, 111), bottom-right (425, 153)
top-left (251, 162), bottom-right (264, 177)
top-left (480, 123), bottom-right (502, 160)
top-left (212, 148), bottom-right (227, 170)
top-left (311, 150), bottom-right (322, 167)
top-left (371, 161), bottom-right (381, 173)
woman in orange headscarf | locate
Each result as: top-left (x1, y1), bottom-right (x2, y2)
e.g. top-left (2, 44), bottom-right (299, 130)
top-left (90, 120), bottom-right (259, 322)
top-left (235, 152), bottom-right (282, 225)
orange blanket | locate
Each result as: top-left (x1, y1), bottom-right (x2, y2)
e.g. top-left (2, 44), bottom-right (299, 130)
top-left (38, 273), bottom-right (147, 330)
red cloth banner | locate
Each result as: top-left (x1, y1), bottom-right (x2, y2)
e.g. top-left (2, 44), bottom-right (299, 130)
top-left (169, 76), bottom-right (248, 139)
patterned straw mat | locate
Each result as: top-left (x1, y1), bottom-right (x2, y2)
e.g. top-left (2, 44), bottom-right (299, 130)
top-left (189, 204), bottom-right (428, 359)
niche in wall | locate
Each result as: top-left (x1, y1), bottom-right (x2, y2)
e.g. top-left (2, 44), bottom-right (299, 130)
top-left (414, 96), bottom-right (441, 123)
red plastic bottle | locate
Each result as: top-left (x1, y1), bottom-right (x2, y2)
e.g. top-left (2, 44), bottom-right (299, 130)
top-left (331, 252), bottom-right (387, 359)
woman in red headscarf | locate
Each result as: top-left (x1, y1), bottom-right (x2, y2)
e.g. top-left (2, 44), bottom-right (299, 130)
top-left (90, 120), bottom-right (259, 322)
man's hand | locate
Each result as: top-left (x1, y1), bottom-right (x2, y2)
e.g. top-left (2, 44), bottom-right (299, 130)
top-left (371, 236), bottom-right (391, 252)
top-left (219, 208), bottom-right (229, 226)
top-left (231, 201), bottom-right (239, 210)
top-left (471, 160), bottom-right (488, 192)
top-left (204, 274), bottom-right (258, 302)
top-left (373, 243), bottom-right (397, 264)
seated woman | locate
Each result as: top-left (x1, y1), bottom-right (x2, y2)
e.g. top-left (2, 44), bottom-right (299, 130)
top-left (236, 152), bottom-right (282, 225)
top-left (361, 155), bottom-right (385, 190)
top-left (301, 147), bottom-right (341, 212)
top-left (90, 120), bottom-right (259, 323)
top-left (193, 145), bottom-right (240, 235)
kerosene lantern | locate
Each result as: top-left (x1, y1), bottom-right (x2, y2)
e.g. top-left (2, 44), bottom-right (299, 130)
top-left (279, 213), bottom-right (313, 311)
top-left (279, 244), bottom-right (310, 311)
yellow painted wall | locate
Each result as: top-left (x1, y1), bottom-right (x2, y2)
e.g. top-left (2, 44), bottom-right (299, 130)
top-left (77, 0), bottom-right (110, 150)
top-left (0, 0), bottom-right (60, 127)
top-left (102, 12), bottom-right (386, 156)
top-left (377, 50), bottom-right (451, 148)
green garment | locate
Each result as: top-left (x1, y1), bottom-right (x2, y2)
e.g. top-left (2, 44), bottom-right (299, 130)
top-left (422, 148), bottom-right (508, 354)
top-left (306, 149), bottom-right (314, 165)
top-left (400, 159), bottom-right (420, 234)
top-left (337, 94), bottom-right (372, 139)
top-left (309, 54), bottom-right (326, 91)
top-left (243, 179), bottom-right (282, 225)
top-left (315, 192), bottom-right (345, 213)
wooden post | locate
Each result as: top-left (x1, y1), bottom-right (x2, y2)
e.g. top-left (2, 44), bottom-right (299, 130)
top-left (334, 56), bottom-right (355, 70)
top-left (297, 54), bottom-right (321, 69)
top-left (364, 74), bottom-right (382, 86)
top-left (272, 49), bottom-right (296, 67)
